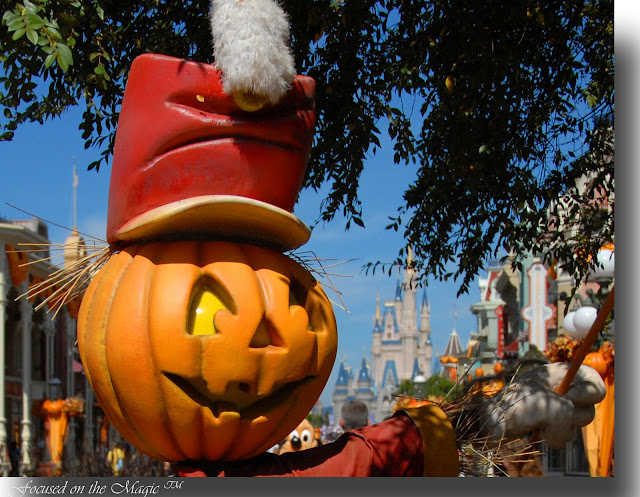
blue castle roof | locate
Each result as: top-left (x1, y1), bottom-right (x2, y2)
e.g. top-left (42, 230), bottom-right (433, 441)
top-left (412, 358), bottom-right (420, 379)
top-left (335, 361), bottom-right (350, 386)
top-left (358, 357), bottom-right (371, 383)
top-left (381, 360), bottom-right (399, 388)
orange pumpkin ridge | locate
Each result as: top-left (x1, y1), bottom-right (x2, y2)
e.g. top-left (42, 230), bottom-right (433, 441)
top-left (109, 243), bottom-right (187, 460)
top-left (78, 248), bottom-right (161, 459)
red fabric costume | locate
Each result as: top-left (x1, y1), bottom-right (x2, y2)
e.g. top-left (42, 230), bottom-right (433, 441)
top-left (175, 405), bottom-right (460, 477)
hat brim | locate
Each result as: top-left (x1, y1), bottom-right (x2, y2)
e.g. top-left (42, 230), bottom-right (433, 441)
top-left (111, 195), bottom-right (311, 252)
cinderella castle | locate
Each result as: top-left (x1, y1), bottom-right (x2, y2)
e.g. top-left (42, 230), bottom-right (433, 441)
top-left (332, 249), bottom-right (434, 423)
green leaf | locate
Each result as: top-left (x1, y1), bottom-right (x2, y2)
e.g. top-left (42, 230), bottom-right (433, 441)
top-left (26, 29), bottom-right (38, 45)
top-left (2, 11), bottom-right (18, 23)
top-left (25, 13), bottom-right (45, 29)
top-left (23, 0), bottom-right (38, 14)
top-left (353, 217), bottom-right (365, 228)
top-left (11, 28), bottom-right (26, 40)
top-left (56, 51), bottom-right (70, 71)
top-left (44, 52), bottom-right (56, 68)
top-left (44, 26), bottom-right (62, 40)
top-left (7, 18), bottom-right (26, 31)
top-left (56, 43), bottom-right (74, 67)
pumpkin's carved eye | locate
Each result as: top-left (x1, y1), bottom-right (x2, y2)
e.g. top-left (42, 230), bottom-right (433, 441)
top-left (289, 278), bottom-right (308, 307)
top-left (289, 278), bottom-right (313, 331)
top-left (188, 284), bottom-right (228, 336)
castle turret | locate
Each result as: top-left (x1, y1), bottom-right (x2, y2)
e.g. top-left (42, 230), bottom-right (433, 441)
top-left (355, 355), bottom-right (374, 409)
top-left (332, 359), bottom-right (352, 425)
top-left (400, 246), bottom-right (418, 331)
top-left (371, 294), bottom-right (383, 388)
top-left (419, 289), bottom-right (430, 335)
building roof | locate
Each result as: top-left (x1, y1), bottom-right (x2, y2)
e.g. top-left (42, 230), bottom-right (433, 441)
top-left (357, 357), bottom-right (372, 383)
top-left (335, 361), bottom-right (351, 386)
top-left (421, 288), bottom-right (428, 309)
top-left (381, 360), bottom-right (399, 388)
top-left (395, 278), bottom-right (403, 301)
top-left (412, 358), bottom-right (420, 379)
top-left (442, 328), bottom-right (464, 357)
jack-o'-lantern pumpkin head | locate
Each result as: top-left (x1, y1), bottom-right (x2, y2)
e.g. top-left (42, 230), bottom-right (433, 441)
top-left (78, 241), bottom-right (337, 462)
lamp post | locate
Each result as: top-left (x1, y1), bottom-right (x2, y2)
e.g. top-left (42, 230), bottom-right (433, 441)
top-left (413, 374), bottom-right (427, 400)
top-left (562, 246), bottom-right (614, 339)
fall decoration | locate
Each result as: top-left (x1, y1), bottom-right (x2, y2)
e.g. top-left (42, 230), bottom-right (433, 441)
top-left (545, 335), bottom-right (581, 363)
top-left (77, 240), bottom-right (338, 462)
top-left (583, 351), bottom-right (607, 378)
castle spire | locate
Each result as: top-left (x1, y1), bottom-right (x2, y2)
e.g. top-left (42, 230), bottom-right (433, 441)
top-left (395, 278), bottom-right (402, 301)
top-left (421, 288), bottom-right (429, 309)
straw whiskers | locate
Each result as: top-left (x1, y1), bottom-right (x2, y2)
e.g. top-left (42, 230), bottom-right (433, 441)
top-left (288, 249), bottom-right (356, 313)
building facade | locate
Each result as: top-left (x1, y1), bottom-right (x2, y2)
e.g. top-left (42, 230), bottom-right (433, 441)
top-left (0, 216), bottom-right (104, 476)
top-left (468, 253), bottom-right (614, 476)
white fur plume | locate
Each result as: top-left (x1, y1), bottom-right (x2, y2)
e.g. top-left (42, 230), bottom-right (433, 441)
top-left (210, 0), bottom-right (295, 105)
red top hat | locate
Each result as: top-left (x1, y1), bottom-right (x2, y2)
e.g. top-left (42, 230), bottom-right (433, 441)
top-left (106, 53), bottom-right (316, 251)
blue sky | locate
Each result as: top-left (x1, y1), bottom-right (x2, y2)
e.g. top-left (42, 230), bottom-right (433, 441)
top-left (0, 104), bottom-right (480, 407)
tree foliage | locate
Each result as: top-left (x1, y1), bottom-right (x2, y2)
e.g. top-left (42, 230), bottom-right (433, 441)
top-left (1, 0), bottom-right (614, 293)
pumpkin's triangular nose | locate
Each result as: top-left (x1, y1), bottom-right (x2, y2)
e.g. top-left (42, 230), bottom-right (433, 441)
top-left (249, 321), bottom-right (283, 348)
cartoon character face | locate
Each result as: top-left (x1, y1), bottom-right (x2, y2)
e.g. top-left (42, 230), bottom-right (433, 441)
top-left (278, 418), bottom-right (319, 454)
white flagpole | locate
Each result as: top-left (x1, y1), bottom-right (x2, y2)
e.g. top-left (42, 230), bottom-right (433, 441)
top-left (72, 157), bottom-right (78, 230)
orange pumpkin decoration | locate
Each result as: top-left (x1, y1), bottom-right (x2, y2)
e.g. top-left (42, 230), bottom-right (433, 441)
top-left (481, 378), bottom-right (505, 397)
top-left (475, 367), bottom-right (485, 378)
top-left (77, 240), bottom-right (338, 462)
top-left (42, 399), bottom-right (65, 416)
top-left (493, 362), bottom-right (504, 375)
top-left (583, 351), bottom-right (607, 378)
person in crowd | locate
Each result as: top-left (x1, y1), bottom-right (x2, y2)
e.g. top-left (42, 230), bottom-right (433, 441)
top-left (107, 441), bottom-right (126, 476)
top-left (340, 401), bottom-right (370, 432)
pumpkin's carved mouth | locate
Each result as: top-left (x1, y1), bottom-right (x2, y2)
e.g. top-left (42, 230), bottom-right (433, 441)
top-left (163, 372), bottom-right (317, 418)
